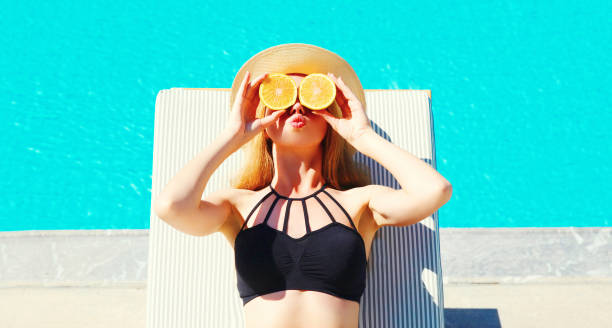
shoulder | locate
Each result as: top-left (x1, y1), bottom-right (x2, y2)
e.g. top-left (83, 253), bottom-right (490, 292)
top-left (211, 187), bottom-right (263, 244)
top-left (325, 184), bottom-right (373, 222)
top-left (323, 184), bottom-right (376, 205)
top-left (202, 187), bottom-right (247, 208)
top-left (210, 187), bottom-right (260, 220)
top-left (207, 185), bottom-right (261, 201)
top-left (200, 187), bottom-right (259, 224)
top-left (349, 184), bottom-right (400, 202)
top-left (330, 184), bottom-right (385, 203)
top-left (336, 184), bottom-right (399, 227)
top-left (219, 185), bottom-right (277, 218)
top-left (328, 185), bottom-right (383, 245)
top-left (224, 186), bottom-right (267, 207)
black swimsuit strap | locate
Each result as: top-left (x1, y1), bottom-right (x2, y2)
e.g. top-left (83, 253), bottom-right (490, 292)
top-left (240, 190), bottom-right (274, 231)
top-left (282, 199), bottom-right (293, 233)
top-left (301, 199), bottom-right (311, 233)
top-left (313, 194), bottom-right (337, 223)
top-left (263, 195), bottom-right (282, 225)
top-left (269, 183), bottom-right (329, 200)
top-left (321, 189), bottom-right (358, 231)
top-left (241, 183), bottom-right (357, 233)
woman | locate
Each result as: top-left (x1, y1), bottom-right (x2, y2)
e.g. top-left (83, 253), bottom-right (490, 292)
top-left (153, 43), bottom-right (452, 328)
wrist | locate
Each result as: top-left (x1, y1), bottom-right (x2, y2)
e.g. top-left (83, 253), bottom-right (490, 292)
top-left (219, 127), bottom-right (245, 150)
top-left (348, 128), bottom-right (376, 148)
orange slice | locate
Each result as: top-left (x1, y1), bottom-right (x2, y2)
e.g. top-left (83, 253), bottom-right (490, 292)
top-left (298, 73), bottom-right (336, 110)
top-left (259, 73), bottom-right (298, 110)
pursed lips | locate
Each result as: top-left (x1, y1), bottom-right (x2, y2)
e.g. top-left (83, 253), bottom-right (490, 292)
top-left (287, 113), bottom-right (306, 124)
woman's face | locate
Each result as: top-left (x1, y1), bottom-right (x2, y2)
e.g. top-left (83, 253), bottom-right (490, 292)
top-left (263, 73), bottom-right (329, 148)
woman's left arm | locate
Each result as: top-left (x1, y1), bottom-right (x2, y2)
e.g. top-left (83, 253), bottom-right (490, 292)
top-left (313, 73), bottom-right (452, 228)
top-left (352, 128), bottom-right (452, 228)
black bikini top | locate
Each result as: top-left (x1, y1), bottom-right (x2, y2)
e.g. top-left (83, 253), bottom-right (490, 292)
top-left (234, 183), bottom-right (367, 305)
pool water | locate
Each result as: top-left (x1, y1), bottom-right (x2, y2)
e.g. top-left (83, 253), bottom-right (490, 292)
top-left (1, 1), bottom-right (610, 230)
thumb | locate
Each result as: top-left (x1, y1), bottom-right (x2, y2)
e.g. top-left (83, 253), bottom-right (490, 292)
top-left (311, 110), bottom-right (340, 129)
top-left (256, 110), bottom-right (285, 129)
top-left (312, 109), bottom-right (336, 121)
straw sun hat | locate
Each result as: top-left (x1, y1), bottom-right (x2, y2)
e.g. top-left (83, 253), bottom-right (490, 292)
top-left (230, 43), bottom-right (367, 113)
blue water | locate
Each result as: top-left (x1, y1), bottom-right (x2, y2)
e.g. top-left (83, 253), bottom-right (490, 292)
top-left (1, 1), bottom-right (610, 230)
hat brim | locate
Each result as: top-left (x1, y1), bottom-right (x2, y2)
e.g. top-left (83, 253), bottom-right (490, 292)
top-left (230, 43), bottom-right (366, 112)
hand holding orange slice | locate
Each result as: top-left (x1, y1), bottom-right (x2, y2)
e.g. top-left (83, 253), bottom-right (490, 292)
top-left (298, 73), bottom-right (337, 110)
top-left (259, 73), bottom-right (298, 110)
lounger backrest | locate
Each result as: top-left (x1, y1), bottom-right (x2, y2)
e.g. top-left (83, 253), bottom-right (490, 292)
top-left (148, 88), bottom-right (444, 327)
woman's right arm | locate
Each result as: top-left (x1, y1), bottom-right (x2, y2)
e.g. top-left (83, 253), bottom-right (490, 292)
top-left (153, 128), bottom-right (243, 237)
top-left (153, 71), bottom-right (284, 237)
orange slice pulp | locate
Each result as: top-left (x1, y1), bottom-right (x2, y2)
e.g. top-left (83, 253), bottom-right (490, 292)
top-left (298, 73), bottom-right (336, 110)
top-left (258, 73), bottom-right (298, 110)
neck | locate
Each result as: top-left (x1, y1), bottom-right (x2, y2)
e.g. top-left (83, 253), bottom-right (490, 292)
top-left (270, 143), bottom-right (325, 195)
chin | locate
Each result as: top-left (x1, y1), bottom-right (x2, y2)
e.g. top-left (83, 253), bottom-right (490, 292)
top-left (270, 132), bottom-right (326, 147)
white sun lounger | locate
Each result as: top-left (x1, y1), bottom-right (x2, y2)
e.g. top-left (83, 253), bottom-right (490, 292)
top-left (148, 88), bottom-right (444, 327)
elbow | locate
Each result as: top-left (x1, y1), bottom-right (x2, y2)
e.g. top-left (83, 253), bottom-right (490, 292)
top-left (153, 199), bottom-right (175, 219)
top-left (425, 181), bottom-right (452, 205)
top-left (438, 183), bottom-right (452, 203)
top-left (440, 182), bottom-right (452, 194)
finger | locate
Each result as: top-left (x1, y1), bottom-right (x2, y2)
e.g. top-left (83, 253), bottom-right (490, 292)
top-left (335, 99), bottom-right (350, 120)
top-left (239, 71), bottom-right (251, 99)
top-left (233, 73), bottom-right (250, 111)
top-left (312, 109), bottom-right (333, 118)
top-left (327, 73), bottom-right (349, 104)
top-left (327, 73), bottom-right (344, 91)
top-left (334, 76), bottom-right (356, 101)
top-left (232, 72), bottom-right (249, 108)
top-left (327, 73), bottom-right (339, 91)
top-left (255, 110), bottom-right (285, 129)
top-left (329, 73), bottom-right (355, 102)
top-left (312, 110), bottom-right (339, 126)
top-left (251, 72), bottom-right (269, 87)
top-left (246, 72), bottom-right (268, 100)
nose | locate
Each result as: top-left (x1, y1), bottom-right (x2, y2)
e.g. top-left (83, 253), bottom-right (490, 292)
top-left (289, 101), bottom-right (308, 114)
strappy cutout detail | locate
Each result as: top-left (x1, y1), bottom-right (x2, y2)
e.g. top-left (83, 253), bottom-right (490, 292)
top-left (239, 183), bottom-right (358, 240)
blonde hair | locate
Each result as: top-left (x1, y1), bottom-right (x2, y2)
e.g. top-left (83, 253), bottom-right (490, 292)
top-left (230, 98), bottom-right (372, 192)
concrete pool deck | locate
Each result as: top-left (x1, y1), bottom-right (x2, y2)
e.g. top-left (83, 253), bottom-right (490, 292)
top-left (1, 280), bottom-right (611, 327)
top-left (0, 227), bottom-right (610, 327)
